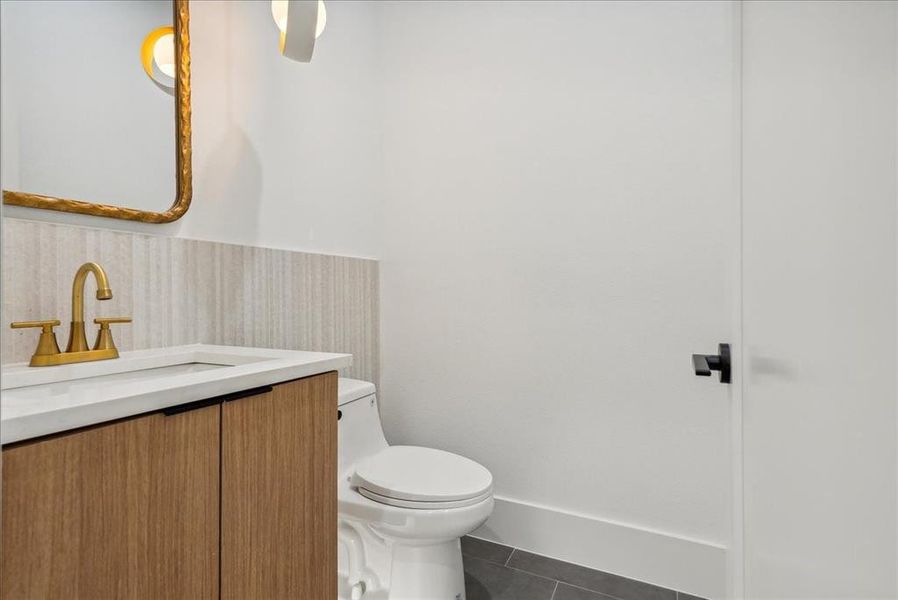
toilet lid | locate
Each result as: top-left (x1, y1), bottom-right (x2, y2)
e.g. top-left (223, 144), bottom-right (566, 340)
top-left (352, 446), bottom-right (493, 503)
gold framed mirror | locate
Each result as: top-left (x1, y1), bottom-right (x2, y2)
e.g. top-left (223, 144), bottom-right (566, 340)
top-left (1, 0), bottom-right (191, 223)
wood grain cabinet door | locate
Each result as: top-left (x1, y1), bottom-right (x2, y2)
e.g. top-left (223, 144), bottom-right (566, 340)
top-left (221, 372), bottom-right (338, 600)
top-left (1, 404), bottom-right (220, 600)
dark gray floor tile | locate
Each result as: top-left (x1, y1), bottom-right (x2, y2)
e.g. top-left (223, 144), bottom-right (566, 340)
top-left (461, 536), bottom-right (514, 564)
top-left (463, 555), bottom-right (557, 600)
top-left (677, 593), bottom-right (707, 600)
top-left (507, 550), bottom-right (675, 600)
top-left (553, 583), bottom-right (618, 600)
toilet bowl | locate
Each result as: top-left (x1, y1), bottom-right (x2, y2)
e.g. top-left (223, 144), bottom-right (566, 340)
top-left (337, 378), bottom-right (494, 600)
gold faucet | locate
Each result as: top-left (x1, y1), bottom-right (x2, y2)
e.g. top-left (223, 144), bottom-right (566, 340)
top-left (66, 262), bottom-right (113, 352)
top-left (11, 262), bottom-right (131, 367)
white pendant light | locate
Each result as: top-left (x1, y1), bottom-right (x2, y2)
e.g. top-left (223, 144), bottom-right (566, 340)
top-left (271, 0), bottom-right (326, 63)
top-left (140, 26), bottom-right (176, 93)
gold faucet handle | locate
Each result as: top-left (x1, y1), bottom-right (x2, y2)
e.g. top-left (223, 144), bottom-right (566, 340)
top-left (93, 317), bottom-right (131, 352)
top-left (94, 317), bottom-right (132, 325)
top-left (10, 320), bottom-right (62, 357)
top-left (11, 319), bottom-right (61, 330)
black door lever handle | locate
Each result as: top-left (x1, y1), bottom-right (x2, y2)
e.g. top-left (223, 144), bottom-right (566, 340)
top-left (693, 354), bottom-right (712, 376)
top-left (692, 343), bottom-right (731, 384)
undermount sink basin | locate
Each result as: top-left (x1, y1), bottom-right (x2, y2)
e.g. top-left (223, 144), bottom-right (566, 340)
top-left (1, 344), bottom-right (352, 444)
top-left (2, 347), bottom-right (271, 391)
top-left (5, 362), bottom-right (232, 401)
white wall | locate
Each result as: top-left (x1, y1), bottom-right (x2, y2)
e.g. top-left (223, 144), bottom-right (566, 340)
top-left (376, 2), bottom-right (737, 597)
top-left (3, 0), bottom-right (383, 260)
top-left (180, 0), bottom-right (382, 258)
top-left (0, 2), bottom-right (20, 200)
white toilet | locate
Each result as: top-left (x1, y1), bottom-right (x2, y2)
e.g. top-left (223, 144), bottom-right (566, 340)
top-left (337, 378), bottom-right (494, 600)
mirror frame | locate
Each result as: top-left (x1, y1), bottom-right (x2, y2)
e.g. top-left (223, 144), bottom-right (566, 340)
top-left (2, 0), bottom-right (192, 223)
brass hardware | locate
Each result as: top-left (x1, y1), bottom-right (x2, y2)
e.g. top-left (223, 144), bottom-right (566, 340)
top-left (66, 262), bottom-right (113, 353)
top-left (10, 263), bottom-right (132, 367)
top-left (10, 320), bottom-right (62, 363)
top-left (27, 348), bottom-right (120, 368)
top-left (1, 0), bottom-right (192, 223)
top-left (93, 317), bottom-right (132, 352)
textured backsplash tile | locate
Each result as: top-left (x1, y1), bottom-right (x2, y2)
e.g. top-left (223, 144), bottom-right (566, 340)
top-left (1, 218), bottom-right (379, 383)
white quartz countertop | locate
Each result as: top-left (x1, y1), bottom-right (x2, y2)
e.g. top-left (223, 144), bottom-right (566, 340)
top-left (1, 344), bottom-right (351, 444)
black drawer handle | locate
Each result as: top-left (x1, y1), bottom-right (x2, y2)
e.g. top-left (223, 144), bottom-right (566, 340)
top-left (162, 396), bottom-right (221, 416)
top-left (162, 385), bottom-right (274, 416)
top-left (219, 385), bottom-right (274, 403)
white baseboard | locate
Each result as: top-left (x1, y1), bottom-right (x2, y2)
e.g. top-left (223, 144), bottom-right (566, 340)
top-left (471, 495), bottom-right (727, 600)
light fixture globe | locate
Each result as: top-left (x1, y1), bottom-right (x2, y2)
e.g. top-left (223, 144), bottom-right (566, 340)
top-left (271, 0), bottom-right (326, 63)
top-left (153, 32), bottom-right (176, 78)
top-left (140, 26), bottom-right (176, 92)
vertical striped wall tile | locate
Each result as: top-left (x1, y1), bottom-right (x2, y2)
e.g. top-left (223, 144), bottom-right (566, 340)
top-left (1, 218), bottom-right (380, 384)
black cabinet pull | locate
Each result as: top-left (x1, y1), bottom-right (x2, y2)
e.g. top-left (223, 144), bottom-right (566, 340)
top-left (218, 385), bottom-right (274, 403)
top-left (162, 396), bottom-right (222, 416)
top-left (162, 385), bottom-right (274, 416)
top-left (692, 343), bottom-right (731, 384)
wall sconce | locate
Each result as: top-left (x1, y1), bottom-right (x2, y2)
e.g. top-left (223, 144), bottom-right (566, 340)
top-left (140, 26), bottom-right (175, 94)
top-left (271, 0), bottom-right (326, 63)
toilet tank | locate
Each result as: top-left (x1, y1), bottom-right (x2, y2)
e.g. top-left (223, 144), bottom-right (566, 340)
top-left (338, 378), bottom-right (388, 477)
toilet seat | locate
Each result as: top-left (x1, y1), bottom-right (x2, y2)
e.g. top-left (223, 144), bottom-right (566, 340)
top-left (357, 486), bottom-right (493, 509)
top-left (352, 445), bottom-right (493, 509)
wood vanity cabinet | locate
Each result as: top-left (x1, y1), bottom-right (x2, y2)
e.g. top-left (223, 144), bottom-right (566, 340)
top-left (1, 402), bottom-right (220, 599)
top-left (0, 372), bottom-right (337, 600)
top-left (221, 373), bottom-right (337, 599)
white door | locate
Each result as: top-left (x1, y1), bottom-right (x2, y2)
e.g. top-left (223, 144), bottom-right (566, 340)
top-left (740, 1), bottom-right (897, 597)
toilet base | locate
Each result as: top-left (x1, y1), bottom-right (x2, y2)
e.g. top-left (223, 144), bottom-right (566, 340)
top-left (388, 540), bottom-right (466, 600)
top-left (338, 519), bottom-right (467, 600)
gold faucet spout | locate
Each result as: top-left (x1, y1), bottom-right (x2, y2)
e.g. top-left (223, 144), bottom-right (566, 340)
top-left (66, 262), bottom-right (113, 352)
